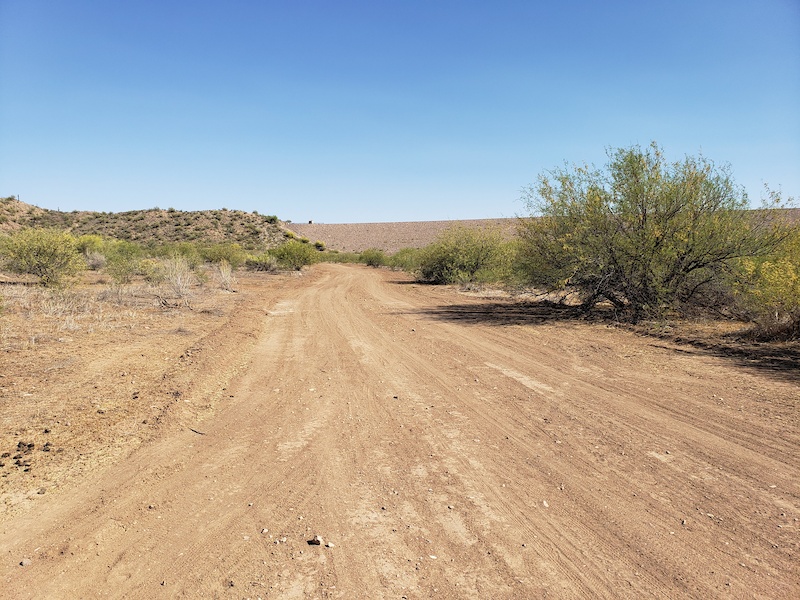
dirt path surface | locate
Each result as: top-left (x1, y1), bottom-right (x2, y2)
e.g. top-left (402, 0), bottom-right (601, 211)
top-left (1, 264), bottom-right (798, 599)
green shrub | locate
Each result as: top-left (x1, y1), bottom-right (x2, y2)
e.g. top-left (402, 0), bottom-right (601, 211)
top-left (1, 228), bottom-right (84, 286)
top-left (417, 227), bottom-right (514, 285)
top-left (245, 252), bottom-right (279, 271)
top-left (105, 240), bottom-right (144, 284)
top-left (314, 240), bottom-right (326, 251)
top-left (269, 240), bottom-right (318, 270)
top-left (201, 243), bottom-right (246, 269)
top-left (264, 215), bottom-right (279, 224)
top-left (360, 248), bottom-right (387, 267)
top-left (153, 242), bottom-right (202, 269)
top-left (76, 234), bottom-right (104, 255)
top-left (735, 225), bottom-right (800, 339)
top-left (139, 258), bottom-right (166, 283)
top-left (387, 248), bottom-right (422, 271)
top-left (518, 142), bottom-right (789, 319)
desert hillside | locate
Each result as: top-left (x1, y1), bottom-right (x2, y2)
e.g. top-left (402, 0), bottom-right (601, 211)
top-left (0, 197), bottom-right (285, 249)
top-left (3, 196), bottom-right (797, 255)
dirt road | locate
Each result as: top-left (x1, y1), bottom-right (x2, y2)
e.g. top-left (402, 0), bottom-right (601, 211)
top-left (1, 264), bottom-right (798, 598)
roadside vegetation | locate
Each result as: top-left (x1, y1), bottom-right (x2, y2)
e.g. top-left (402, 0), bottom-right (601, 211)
top-left (514, 143), bottom-right (796, 338)
top-left (353, 143), bottom-right (797, 340)
top-left (1, 143), bottom-right (797, 339)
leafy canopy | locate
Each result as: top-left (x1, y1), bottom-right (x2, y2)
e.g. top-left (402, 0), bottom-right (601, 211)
top-left (518, 143), bottom-right (789, 319)
top-left (1, 228), bottom-right (85, 287)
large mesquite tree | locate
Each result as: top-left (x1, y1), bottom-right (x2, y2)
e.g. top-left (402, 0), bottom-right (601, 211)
top-left (517, 143), bottom-right (788, 320)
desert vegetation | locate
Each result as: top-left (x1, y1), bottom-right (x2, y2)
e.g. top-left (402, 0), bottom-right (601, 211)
top-left (346, 144), bottom-right (798, 340)
top-left (1, 144), bottom-right (797, 340)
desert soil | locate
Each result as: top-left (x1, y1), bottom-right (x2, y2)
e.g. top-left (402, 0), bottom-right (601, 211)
top-left (0, 264), bottom-right (798, 599)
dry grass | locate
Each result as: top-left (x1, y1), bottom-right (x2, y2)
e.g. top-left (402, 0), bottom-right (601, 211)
top-left (0, 267), bottom-right (222, 351)
top-left (213, 260), bottom-right (237, 291)
top-left (1, 284), bottom-right (147, 351)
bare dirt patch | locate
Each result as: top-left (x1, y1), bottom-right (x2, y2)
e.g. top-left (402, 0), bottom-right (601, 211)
top-left (1, 264), bottom-right (797, 598)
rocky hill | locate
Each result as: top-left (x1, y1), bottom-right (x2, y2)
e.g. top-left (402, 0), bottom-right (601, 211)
top-left (0, 197), bottom-right (285, 249)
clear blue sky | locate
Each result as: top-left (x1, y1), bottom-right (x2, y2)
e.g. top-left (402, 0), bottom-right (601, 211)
top-left (1, 1), bottom-right (798, 223)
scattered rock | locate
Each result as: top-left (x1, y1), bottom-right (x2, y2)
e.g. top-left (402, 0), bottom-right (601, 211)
top-left (542, 500), bottom-right (549, 508)
top-left (325, 542), bottom-right (335, 548)
top-left (308, 535), bottom-right (323, 546)
top-left (20, 558), bottom-right (32, 567)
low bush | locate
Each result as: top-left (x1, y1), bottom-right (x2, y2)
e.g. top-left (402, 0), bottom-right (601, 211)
top-left (0, 228), bottom-right (84, 287)
top-left (735, 225), bottom-right (800, 340)
top-left (201, 243), bottom-right (247, 269)
top-left (162, 256), bottom-right (196, 299)
top-left (153, 242), bottom-right (203, 269)
top-left (105, 240), bottom-right (144, 284)
top-left (387, 248), bottom-right (423, 272)
top-left (417, 227), bottom-right (515, 285)
top-left (360, 248), bottom-right (386, 267)
top-left (76, 234), bottom-right (104, 255)
top-left (269, 240), bottom-right (318, 270)
top-left (84, 251), bottom-right (107, 271)
top-left (246, 253), bottom-right (279, 272)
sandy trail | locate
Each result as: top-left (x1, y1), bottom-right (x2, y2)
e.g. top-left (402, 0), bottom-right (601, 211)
top-left (1, 264), bottom-right (798, 599)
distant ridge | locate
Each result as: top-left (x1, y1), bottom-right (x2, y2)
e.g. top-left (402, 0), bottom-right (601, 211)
top-left (287, 218), bottom-right (518, 253)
